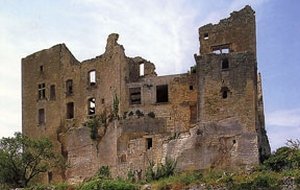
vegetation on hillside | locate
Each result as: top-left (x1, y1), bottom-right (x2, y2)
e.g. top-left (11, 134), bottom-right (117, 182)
top-left (1, 134), bottom-right (299, 190)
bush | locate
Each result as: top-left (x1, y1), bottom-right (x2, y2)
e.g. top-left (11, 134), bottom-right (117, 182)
top-left (145, 158), bottom-right (177, 182)
top-left (77, 178), bottom-right (137, 190)
top-left (97, 166), bottom-right (111, 179)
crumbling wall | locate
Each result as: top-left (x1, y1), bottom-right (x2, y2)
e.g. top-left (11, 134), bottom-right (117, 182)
top-left (199, 5), bottom-right (256, 55)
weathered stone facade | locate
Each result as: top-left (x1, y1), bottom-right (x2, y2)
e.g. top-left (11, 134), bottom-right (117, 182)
top-left (22, 5), bottom-right (270, 184)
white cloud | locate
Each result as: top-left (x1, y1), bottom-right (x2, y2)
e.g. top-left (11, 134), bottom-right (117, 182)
top-left (266, 108), bottom-right (300, 127)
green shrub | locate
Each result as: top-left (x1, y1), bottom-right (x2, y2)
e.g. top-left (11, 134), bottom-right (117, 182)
top-left (145, 158), bottom-right (177, 182)
top-left (97, 165), bottom-right (111, 179)
top-left (263, 139), bottom-right (300, 172)
top-left (77, 178), bottom-right (137, 190)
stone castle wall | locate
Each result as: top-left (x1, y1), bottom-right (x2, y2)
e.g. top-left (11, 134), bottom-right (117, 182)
top-left (22, 5), bottom-right (270, 184)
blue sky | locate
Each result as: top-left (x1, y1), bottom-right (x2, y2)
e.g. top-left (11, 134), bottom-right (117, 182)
top-left (0, 0), bottom-right (299, 151)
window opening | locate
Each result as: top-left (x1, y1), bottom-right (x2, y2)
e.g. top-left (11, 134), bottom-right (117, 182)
top-left (146, 138), bottom-right (152, 150)
top-left (221, 87), bottom-right (229, 99)
top-left (139, 63), bottom-right (144, 76)
top-left (66, 102), bottom-right (74, 119)
top-left (88, 97), bottom-right (96, 115)
top-left (88, 70), bottom-right (96, 86)
top-left (233, 139), bottom-right (236, 144)
top-left (204, 33), bottom-right (209, 40)
top-left (212, 45), bottom-right (230, 54)
top-left (222, 58), bottom-right (229, 69)
top-left (129, 87), bottom-right (141, 105)
top-left (156, 85), bottom-right (168, 103)
top-left (189, 85), bottom-right (194, 90)
top-left (48, 171), bottom-right (53, 184)
top-left (50, 85), bottom-right (56, 100)
top-left (66, 80), bottom-right (73, 96)
top-left (38, 108), bottom-right (45, 124)
top-left (102, 98), bottom-right (105, 104)
top-left (38, 83), bottom-right (46, 100)
top-left (40, 65), bottom-right (44, 73)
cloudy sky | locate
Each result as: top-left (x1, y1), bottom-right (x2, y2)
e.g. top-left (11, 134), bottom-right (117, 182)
top-left (0, 0), bottom-right (299, 151)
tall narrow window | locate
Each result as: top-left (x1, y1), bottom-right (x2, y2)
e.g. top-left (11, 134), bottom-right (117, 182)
top-left (38, 83), bottom-right (46, 100)
top-left (38, 108), bottom-right (45, 124)
top-left (66, 80), bottom-right (73, 96)
top-left (156, 85), bottom-right (168, 103)
top-left (50, 85), bottom-right (56, 100)
top-left (66, 102), bottom-right (74, 119)
top-left (139, 63), bottom-right (144, 76)
top-left (88, 70), bottom-right (96, 86)
top-left (88, 97), bottom-right (96, 115)
top-left (40, 65), bottom-right (44, 73)
top-left (146, 138), bottom-right (152, 150)
top-left (222, 58), bottom-right (229, 69)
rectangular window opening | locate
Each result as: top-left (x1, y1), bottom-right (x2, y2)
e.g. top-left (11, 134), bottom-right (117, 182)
top-left (88, 98), bottom-right (96, 115)
top-left (129, 87), bottom-right (141, 105)
top-left (222, 58), bottom-right (229, 69)
top-left (189, 85), bottom-right (194, 90)
top-left (89, 70), bottom-right (96, 86)
top-left (40, 65), bottom-right (44, 73)
top-left (156, 85), bottom-right (168, 103)
top-left (50, 85), bottom-right (56, 100)
top-left (38, 83), bottom-right (46, 100)
top-left (66, 102), bottom-right (74, 119)
top-left (66, 80), bottom-right (73, 96)
top-left (146, 138), bottom-right (152, 150)
top-left (204, 33), bottom-right (209, 40)
top-left (139, 63), bottom-right (144, 76)
top-left (38, 108), bottom-right (45, 125)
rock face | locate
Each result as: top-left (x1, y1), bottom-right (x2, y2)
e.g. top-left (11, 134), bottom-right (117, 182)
top-left (21, 5), bottom-right (270, 184)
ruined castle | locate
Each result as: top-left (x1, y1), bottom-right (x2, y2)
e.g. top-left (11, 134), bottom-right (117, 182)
top-left (22, 6), bottom-right (270, 184)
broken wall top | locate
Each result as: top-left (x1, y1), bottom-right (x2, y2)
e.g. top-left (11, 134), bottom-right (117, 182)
top-left (199, 5), bottom-right (256, 55)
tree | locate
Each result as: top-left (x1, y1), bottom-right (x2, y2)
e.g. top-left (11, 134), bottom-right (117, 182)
top-left (263, 139), bottom-right (300, 171)
top-left (0, 132), bottom-right (62, 187)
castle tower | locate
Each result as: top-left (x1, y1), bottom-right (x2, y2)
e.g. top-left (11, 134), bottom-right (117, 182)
top-left (195, 5), bottom-right (270, 165)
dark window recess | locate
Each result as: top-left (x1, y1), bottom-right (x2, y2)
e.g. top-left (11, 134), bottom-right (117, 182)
top-left (220, 87), bottom-right (229, 99)
top-left (146, 138), bottom-right (152, 150)
top-left (190, 104), bottom-right (197, 124)
top-left (204, 33), bottom-right (209, 40)
top-left (129, 87), bottom-right (141, 104)
top-left (38, 83), bottom-right (46, 100)
top-left (48, 171), bottom-right (53, 184)
top-left (222, 58), bottom-right (229, 69)
top-left (40, 65), bottom-right (44, 73)
top-left (50, 85), bottom-right (56, 100)
top-left (38, 108), bottom-right (45, 124)
top-left (189, 85), bottom-right (194, 90)
top-left (233, 139), bottom-right (236, 144)
top-left (66, 80), bottom-right (73, 96)
top-left (102, 98), bottom-right (105, 104)
top-left (88, 70), bottom-right (96, 86)
top-left (88, 97), bottom-right (96, 115)
top-left (66, 102), bottom-right (74, 119)
top-left (156, 85), bottom-right (168, 103)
